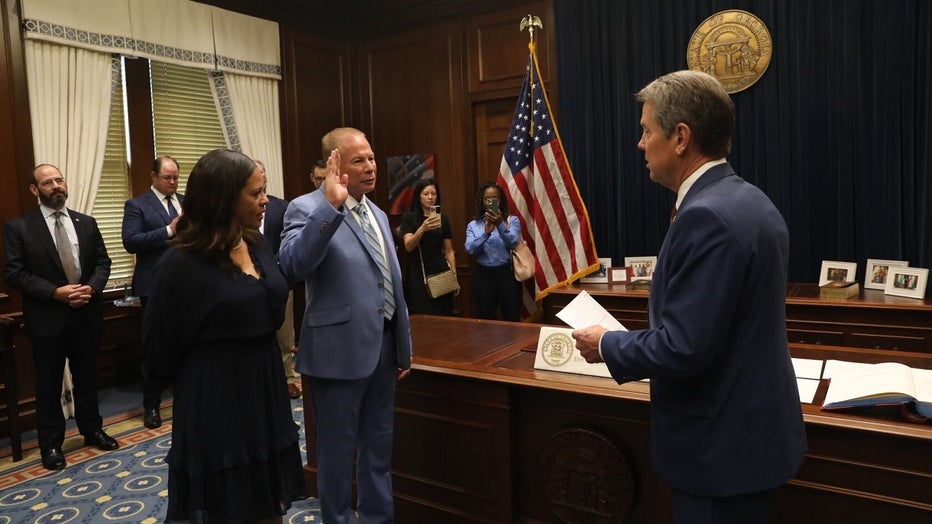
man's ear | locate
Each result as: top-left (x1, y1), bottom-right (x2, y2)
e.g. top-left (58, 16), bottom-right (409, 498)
top-left (673, 122), bottom-right (692, 156)
top-left (29, 184), bottom-right (39, 197)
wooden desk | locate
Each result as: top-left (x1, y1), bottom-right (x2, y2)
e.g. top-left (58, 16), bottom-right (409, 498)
top-left (0, 316), bottom-right (22, 461)
top-left (300, 315), bottom-right (932, 523)
top-left (543, 282), bottom-right (932, 352)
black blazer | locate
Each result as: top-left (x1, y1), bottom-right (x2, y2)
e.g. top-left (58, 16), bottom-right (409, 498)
top-left (263, 195), bottom-right (288, 256)
top-left (3, 207), bottom-right (111, 338)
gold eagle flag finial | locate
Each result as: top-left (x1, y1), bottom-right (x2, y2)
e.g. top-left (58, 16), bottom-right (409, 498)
top-left (520, 14), bottom-right (543, 52)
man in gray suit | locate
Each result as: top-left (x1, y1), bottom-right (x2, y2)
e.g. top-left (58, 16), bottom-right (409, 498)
top-left (280, 127), bottom-right (412, 524)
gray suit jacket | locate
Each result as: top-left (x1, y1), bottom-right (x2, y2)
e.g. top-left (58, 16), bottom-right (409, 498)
top-left (279, 189), bottom-right (412, 379)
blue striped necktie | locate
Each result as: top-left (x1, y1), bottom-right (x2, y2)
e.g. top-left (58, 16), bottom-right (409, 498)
top-left (354, 204), bottom-right (395, 320)
top-left (166, 196), bottom-right (178, 219)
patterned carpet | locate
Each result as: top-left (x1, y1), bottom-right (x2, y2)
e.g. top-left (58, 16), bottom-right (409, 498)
top-left (0, 399), bottom-right (324, 523)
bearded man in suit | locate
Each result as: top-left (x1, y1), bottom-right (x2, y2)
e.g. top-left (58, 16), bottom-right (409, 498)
top-left (4, 164), bottom-right (119, 470)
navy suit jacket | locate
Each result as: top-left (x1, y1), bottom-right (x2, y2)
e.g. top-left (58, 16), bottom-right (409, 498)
top-left (3, 207), bottom-right (111, 338)
top-left (279, 189), bottom-right (412, 380)
top-left (262, 195), bottom-right (288, 256)
top-left (600, 163), bottom-right (806, 497)
top-left (121, 190), bottom-right (183, 298)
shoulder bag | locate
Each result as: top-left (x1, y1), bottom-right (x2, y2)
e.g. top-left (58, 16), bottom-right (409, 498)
top-left (420, 248), bottom-right (459, 298)
top-left (511, 240), bottom-right (536, 281)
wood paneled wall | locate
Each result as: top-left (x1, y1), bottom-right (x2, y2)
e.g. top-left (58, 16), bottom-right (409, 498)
top-left (0, 0), bottom-right (555, 438)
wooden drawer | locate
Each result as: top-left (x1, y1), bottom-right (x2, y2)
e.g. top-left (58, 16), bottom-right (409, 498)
top-left (786, 328), bottom-right (845, 346)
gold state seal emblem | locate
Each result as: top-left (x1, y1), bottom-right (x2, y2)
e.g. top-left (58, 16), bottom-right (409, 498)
top-left (541, 333), bottom-right (574, 367)
top-left (687, 10), bottom-right (772, 93)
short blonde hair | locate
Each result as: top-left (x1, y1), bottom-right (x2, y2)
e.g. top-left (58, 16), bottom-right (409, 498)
top-left (321, 127), bottom-right (366, 158)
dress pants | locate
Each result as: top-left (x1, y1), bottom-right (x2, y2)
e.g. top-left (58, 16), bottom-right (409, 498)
top-left (308, 321), bottom-right (397, 524)
top-left (32, 311), bottom-right (103, 450)
top-left (140, 299), bottom-right (167, 411)
top-left (672, 488), bottom-right (776, 524)
top-left (473, 263), bottom-right (522, 321)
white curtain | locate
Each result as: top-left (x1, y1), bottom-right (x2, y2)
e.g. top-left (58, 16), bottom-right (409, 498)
top-left (24, 40), bottom-right (112, 214)
top-left (218, 73), bottom-right (284, 198)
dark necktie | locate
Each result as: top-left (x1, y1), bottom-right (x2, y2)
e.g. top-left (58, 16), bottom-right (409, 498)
top-left (166, 196), bottom-right (178, 219)
top-left (354, 203), bottom-right (396, 320)
top-left (54, 211), bottom-right (80, 284)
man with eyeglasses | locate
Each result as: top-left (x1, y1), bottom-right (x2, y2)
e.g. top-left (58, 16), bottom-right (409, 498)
top-left (3, 164), bottom-right (118, 470)
top-left (310, 159), bottom-right (327, 189)
top-left (121, 155), bottom-right (184, 429)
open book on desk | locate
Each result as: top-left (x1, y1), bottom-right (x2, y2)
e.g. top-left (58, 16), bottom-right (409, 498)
top-left (822, 361), bottom-right (932, 418)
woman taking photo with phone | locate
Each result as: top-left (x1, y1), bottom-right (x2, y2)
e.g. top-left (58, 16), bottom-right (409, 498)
top-left (465, 181), bottom-right (522, 321)
top-left (401, 177), bottom-right (457, 315)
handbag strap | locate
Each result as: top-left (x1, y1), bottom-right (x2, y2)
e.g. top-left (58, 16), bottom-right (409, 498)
top-left (418, 248), bottom-right (429, 285)
top-left (418, 245), bottom-right (451, 285)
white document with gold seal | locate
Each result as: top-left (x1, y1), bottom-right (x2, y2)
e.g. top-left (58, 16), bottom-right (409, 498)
top-left (533, 326), bottom-right (613, 378)
top-left (535, 291), bottom-right (628, 378)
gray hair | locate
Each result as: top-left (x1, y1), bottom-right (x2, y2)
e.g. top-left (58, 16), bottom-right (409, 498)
top-left (636, 70), bottom-right (734, 158)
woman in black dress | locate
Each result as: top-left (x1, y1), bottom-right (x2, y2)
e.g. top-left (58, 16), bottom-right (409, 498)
top-left (400, 178), bottom-right (457, 315)
top-left (141, 149), bottom-right (306, 523)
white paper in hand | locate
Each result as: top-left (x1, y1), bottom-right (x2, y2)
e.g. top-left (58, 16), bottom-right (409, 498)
top-left (555, 290), bottom-right (626, 331)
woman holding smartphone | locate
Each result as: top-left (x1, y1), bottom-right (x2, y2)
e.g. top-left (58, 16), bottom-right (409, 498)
top-left (401, 177), bottom-right (457, 315)
top-left (465, 181), bottom-right (522, 321)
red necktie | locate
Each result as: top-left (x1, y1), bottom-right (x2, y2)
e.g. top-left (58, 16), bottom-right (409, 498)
top-left (670, 205), bottom-right (677, 223)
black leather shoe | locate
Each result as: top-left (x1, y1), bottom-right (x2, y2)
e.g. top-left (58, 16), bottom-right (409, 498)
top-left (143, 407), bottom-right (162, 429)
top-left (84, 429), bottom-right (119, 451)
top-left (41, 448), bottom-right (66, 470)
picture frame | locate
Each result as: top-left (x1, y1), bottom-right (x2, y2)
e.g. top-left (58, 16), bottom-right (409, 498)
top-left (818, 260), bottom-right (857, 286)
top-left (580, 257), bottom-right (612, 283)
top-left (624, 256), bottom-right (658, 281)
top-left (608, 266), bottom-right (633, 286)
top-left (863, 259), bottom-right (909, 290)
top-left (883, 266), bottom-right (929, 299)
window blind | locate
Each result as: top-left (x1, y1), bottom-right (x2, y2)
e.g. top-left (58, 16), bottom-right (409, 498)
top-left (150, 60), bottom-right (227, 191)
top-left (92, 58), bottom-right (133, 285)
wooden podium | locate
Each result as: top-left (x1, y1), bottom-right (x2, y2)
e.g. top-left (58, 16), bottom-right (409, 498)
top-left (300, 315), bottom-right (932, 523)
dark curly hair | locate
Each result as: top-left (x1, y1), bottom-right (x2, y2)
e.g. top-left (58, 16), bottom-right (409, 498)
top-left (172, 149), bottom-right (262, 273)
top-left (474, 181), bottom-right (509, 220)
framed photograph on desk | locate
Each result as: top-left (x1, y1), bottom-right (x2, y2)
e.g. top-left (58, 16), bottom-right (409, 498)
top-left (883, 266), bottom-right (929, 299)
top-left (608, 266), bottom-right (633, 286)
top-left (624, 256), bottom-right (657, 281)
top-left (864, 259), bottom-right (908, 290)
top-left (819, 260), bottom-right (857, 286)
top-left (580, 258), bottom-right (611, 283)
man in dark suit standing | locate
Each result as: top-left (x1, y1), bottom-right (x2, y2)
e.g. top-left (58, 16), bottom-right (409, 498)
top-left (254, 159), bottom-right (300, 399)
top-left (3, 164), bottom-right (119, 470)
top-left (121, 156), bottom-right (183, 428)
top-left (280, 128), bottom-right (412, 524)
top-left (573, 71), bottom-right (806, 523)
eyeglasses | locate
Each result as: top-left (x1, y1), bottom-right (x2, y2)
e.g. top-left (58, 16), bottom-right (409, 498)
top-left (158, 175), bottom-right (180, 181)
top-left (37, 177), bottom-right (66, 188)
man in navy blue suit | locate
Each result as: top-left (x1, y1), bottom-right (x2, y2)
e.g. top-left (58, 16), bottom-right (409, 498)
top-left (573, 71), bottom-right (806, 523)
top-left (4, 164), bottom-right (118, 470)
top-left (280, 127), bottom-right (412, 524)
top-left (254, 159), bottom-right (300, 399)
top-left (121, 156), bottom-right (183, 429)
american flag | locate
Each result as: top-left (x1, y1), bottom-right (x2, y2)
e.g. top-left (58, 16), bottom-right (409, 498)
top-left (497, 50), bottom-right (599, 314)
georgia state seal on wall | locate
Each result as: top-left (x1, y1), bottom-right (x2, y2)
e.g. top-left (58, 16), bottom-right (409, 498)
top-left (540, 332), bottom-right (574, 367)
top-left (687, 10), bottom-right (772, 93)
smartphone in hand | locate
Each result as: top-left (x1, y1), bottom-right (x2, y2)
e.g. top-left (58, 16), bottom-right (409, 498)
top-left (484, 197), bottom-right (500, 214)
